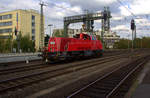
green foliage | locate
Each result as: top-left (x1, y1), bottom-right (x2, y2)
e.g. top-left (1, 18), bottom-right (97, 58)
top-left (114, 39), bottom-right (131, 49)
top-left (140, 37), bottom-right (150, 48)
top-left (0, 39), bottom-right (5, 53)
top-left (0, 38), bottom-right (11, 53)
top-left (19, 35), bottom-right (35, 52)
top-left (114, 37), bottom-right (150, 49)
top-left (0, 34), bottom-right (35, 53)
top-left (5, 38), bottom-right (11, 51)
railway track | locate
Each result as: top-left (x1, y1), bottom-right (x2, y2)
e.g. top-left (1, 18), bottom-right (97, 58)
top-left (0, 63), bottom-right (45, 75)
top-left (67, 55), bottom-right (149, 98)
top-left (0, 52), bottom-right (130, 76)
top-left (0, 49), bottom-right (147, 67)
top-left (0, 49), bottom-right (129, 67)
top-left (0, 53), bottom-right (130, 95)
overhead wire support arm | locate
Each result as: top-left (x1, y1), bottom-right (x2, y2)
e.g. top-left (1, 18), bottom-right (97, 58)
top-left (63, 11), bottom-right (111, 37)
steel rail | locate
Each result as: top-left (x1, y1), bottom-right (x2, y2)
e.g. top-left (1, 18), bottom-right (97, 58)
top-left (67, 56), bottom-right (149, 98)
top-left (0, 54), bottom-right (127, 93)
top-left (0, 53), bottom-right (128, 76)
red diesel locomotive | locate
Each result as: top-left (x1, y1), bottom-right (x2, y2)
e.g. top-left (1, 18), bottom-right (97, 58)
top-left (42, 33), bottom-right (103, 61)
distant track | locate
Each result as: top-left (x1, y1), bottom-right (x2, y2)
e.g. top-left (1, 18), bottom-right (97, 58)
top-left (0, 51), bottom-right (130, 76)
top-left (0, 49), bottom-right (129, 66)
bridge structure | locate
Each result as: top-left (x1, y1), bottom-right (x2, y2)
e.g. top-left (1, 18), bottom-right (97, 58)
top-left (64, 7), bottom-right (112, 42)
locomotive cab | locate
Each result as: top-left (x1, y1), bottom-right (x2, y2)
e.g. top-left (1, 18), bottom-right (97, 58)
top-left (73, 33), bottom-right (91, 40)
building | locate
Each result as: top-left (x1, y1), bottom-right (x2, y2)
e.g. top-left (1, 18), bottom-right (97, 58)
top-left (93, 30), bottom-right (120, 48)
top-left (0, 9), bottom-right (44, 51)
top-left (53, 28), bottom-right (82, 37)
top-left (103, 31), bottom-right (120, 48)
top-left (53, 29), bottom-right (101, 38)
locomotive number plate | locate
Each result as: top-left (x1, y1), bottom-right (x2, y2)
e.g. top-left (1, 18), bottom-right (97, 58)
top-left (50, 42), bottom-right (55, 44)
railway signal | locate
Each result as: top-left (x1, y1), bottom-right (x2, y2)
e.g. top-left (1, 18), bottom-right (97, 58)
top-left (131, 19), bottom-right (136, 49)
top-left (131, 19), bottom-right (135, 30)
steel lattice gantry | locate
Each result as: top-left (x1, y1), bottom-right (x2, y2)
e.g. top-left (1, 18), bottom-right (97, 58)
top-left (63, 7), bottom-right (112, 38)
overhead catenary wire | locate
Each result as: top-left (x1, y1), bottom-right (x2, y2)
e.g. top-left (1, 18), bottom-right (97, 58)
top-left (115, 0), bottom-right (150, 32)
top-left (116, 0), bottom-right (136, 18)
top-left (45, 1), bottom-right (82, 15)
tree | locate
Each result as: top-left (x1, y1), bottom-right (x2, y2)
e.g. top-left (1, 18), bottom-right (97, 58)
top-left (5, 38), bottom-right (11, 52)
top-left (114, 37), bottom-right (150, 49)
top-left (0, 39), bottom-right (5, 53)
top-left (0, 33), bottom-right (36, 53)
top-left (114, 39), bottom-right (131, 49)
top-left (19, 35), bottom-right (35, 52)
top-left (12, 35), bottom-right (35, 52)
top-left (142, 37), bottom-right (150, 48)
top-left (0, 38), bottom-right (11, 53)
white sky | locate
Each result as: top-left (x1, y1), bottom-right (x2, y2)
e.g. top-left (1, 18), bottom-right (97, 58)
top-left (0, 0), bottom-right (150, 38)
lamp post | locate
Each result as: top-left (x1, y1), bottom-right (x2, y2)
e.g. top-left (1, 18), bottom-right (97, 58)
top-left (48, 24), bottom-right (53, 37)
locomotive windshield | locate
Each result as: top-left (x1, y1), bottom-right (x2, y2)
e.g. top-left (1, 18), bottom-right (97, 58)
top-left (73, 33), bottom-right (91, 40)
top-left (73, 34), bottom-right (80, 38)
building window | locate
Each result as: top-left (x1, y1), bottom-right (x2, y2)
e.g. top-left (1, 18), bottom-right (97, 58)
top-left (0, 36), bottom-right (10, 39)
top-left (0, 14), bottom-right (12, 20)
top-left (0, 21), bottom-right (12, 27)
top-left (32, 36), bottom-right (35, 40)
top-left (32, 15), bottom-right (35, 20)
top-left (32, 15), bottom-right (35, 22)
top-left (32, 29), bottom-right (35, 34)
top-left (31, 15), bottom-right (35, 41)
top-left (32, 23), bottom-right (35, 27)
top-left (0, 28), bottom-right (12, 33)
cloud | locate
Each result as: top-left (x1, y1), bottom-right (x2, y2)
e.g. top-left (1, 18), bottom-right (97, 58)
top-left (130, 0), bottom-right (150, 15)
top-left (119, 0), bottom-right (150, 16)
top-left (0, 0), bottom-right (150, 38)
top-left (0, 0), bottom-right (39, 12)
top-left (112, 25), bottom-right (129, 31)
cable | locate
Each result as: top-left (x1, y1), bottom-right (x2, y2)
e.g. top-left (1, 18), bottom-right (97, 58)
top-left (116, 0), bottom-right (136, 17)
top-left (46, 1), bottom-right (81, 15)
top-left (115, 0), bottom-right (150, 32)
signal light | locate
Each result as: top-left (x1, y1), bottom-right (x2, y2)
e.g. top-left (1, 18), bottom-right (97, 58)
top-left (131, 19), bottom-right (135, 30)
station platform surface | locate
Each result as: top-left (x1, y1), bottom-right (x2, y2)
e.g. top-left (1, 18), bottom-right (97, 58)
top-left (132, 61), bottom-right (150, 98)
top-left (0, 53), bottom-right (41, 64)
